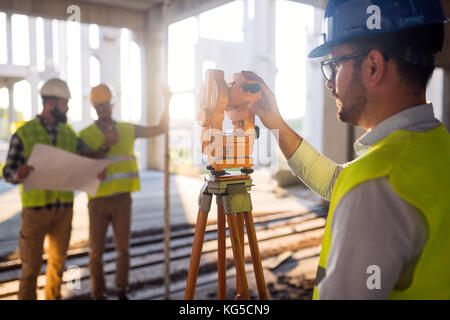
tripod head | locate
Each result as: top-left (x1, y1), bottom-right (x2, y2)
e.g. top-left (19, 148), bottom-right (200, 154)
top-left (198, 70), bottom-right (261, 175)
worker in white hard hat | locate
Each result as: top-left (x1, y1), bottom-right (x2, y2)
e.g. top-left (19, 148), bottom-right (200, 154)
top-left (2, 78), bottom-right (78, 300)
top-left (78, 83), bottom-right (168, 300)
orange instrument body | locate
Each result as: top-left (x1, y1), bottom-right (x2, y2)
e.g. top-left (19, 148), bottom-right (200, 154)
top-left (198, 70), bottom-right (261, 173)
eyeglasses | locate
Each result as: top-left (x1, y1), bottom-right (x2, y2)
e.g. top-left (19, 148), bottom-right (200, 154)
top-left (321, 51), bottom-right (370, 81)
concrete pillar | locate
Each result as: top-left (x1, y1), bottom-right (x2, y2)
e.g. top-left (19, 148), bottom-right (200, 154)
top-left (99, 27), bottom-right (122, 122)
top-left (58, 21), bottom-right (68, 81)
top-left (141, 5), bottom-right (166, 170)
top-left (28, 18), bottom-right (39, 117)
top-left (29, 18), bottom-right (37, 70)
top-left (304, 6), bottom-right (325, 153)
top-left (129, 31), bottom-right (148, 170)
top-left (80, 24), bottom-right (91, 126)
top-left (7, 83), bottom-right (15, 127)
top-left (43, 19), bottom-right (54, 73)
top-left (6, 14), bottom-right (12, 65)
top-left (252, 0), bottom-right (276, 88)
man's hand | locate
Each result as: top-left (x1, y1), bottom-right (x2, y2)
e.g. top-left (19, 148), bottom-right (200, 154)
top-left (241, 70), bottom-right (303, 159)
top-left (134, 108), bottom-right (169, 138)
top-left (241, 71), bottom-right (284, 130)
top-left (104, 126), bottom-right (119, 148)
top-left (15, 165), bottom-right (34, 183)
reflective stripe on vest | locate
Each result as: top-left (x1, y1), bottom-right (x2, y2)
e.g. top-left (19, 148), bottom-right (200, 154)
top-left (313, 125), bottom-right (450, 300)
top-left (102, 171), bottom-right (139, 183)
top-left (16, 119), bottom-right (77, 208)
top-left (79, 122), bottom-right (140, 198)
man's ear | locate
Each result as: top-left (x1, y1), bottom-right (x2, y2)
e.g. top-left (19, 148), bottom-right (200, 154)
top-left (365, 49), bottom-right (386, 87)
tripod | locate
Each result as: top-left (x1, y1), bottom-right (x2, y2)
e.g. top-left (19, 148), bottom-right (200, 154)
top-left (184, 172), bottom-right (268, 300)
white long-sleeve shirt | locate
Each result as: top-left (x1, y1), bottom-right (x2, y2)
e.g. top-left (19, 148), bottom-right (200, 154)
top-left (287, 104), bottom-right (441, 299)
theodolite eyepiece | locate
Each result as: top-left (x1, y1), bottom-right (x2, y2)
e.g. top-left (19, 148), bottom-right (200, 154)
top-left (243, 83), bottom-right (261, 94)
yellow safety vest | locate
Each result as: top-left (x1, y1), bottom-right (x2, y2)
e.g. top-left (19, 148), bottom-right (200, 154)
top-left (17, 119), bottom-right (77, 208)
top-left (313, 125), bottom-right (450, 300)
top-left (79, 122), bottom-right (140, 198)
top-left (10, 120), bottom-right (26, 134)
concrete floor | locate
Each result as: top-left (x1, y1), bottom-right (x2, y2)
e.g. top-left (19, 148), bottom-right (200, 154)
top-left (0, 170), bottom-right (323, 260)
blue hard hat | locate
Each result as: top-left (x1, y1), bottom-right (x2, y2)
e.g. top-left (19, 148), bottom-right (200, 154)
top-left (309, 0), bottom-right (448, 58)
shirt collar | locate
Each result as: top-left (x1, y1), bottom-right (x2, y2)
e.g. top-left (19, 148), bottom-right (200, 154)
top-left (354, 103), bottom-right (437, 157)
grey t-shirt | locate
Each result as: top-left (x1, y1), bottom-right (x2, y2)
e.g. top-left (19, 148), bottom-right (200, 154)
top-left (287, 104), bottom-right (441, 299)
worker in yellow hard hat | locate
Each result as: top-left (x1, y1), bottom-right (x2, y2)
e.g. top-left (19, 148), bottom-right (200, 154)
top-left (2, 78), bottom-right (78, 300)
top-left (79, 83), bottom-right (168, 300)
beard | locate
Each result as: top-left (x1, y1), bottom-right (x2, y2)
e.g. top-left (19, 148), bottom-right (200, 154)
top-left (51, 107), bottom-right (67, 123)
top-left (335, 68), bottom-right (367, 126)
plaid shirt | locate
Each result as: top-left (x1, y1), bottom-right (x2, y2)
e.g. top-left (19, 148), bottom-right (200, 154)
top-left (2, 117), bottom-right (79, 210)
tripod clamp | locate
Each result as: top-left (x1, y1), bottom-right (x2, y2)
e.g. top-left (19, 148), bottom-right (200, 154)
top-left (198, 174), bottom-right (253, 215)
top-left (198, 183), bottom-right (213, 213)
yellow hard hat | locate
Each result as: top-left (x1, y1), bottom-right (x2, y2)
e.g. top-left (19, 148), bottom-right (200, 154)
top-left (90, 84), bottom-right (112, 106)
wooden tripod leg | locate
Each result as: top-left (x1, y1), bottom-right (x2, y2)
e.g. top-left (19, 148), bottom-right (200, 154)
top-left (244, 211), bottom-right (269, 300)
top-left (184, 210), bottom-right (209, 299)
top-left (227, 213), bottom-right (250, 300)
top-left (235, 213), bottom-right (245, 295)
top-left (217, 204), bottom-right (227, 300)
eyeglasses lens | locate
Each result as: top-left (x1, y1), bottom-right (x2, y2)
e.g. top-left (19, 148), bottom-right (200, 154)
top-left (322, 64), bottom-right (334, 81)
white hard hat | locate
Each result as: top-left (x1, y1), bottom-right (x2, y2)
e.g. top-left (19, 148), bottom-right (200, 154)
top-left (40, 78), bottom-right (71, 99)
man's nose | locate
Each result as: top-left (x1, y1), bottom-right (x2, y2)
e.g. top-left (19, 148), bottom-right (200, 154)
top-left (326, 78), bottom-right (335, 91)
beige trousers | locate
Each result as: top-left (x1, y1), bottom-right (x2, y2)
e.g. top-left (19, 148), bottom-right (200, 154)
top-left (18, 207), bottom-right (73, 300)
top-left (88, 192), bottom-right (132, 299)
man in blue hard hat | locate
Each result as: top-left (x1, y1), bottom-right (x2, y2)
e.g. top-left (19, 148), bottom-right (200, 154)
top-left (242, 0), bottom-right (450, 299)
